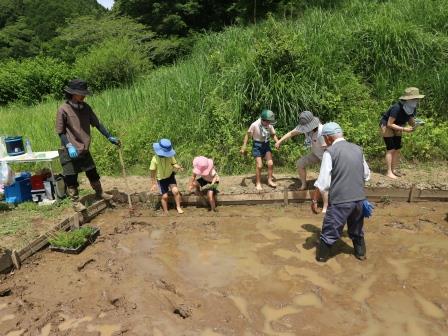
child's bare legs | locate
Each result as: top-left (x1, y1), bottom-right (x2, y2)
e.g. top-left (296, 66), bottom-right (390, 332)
top-left (265, 151), bottom-right (276, 188)
top-left (255, 157), bottom-right (263, 190)
top-left (207, 190), bottom-right (217, 211)
top-left (322, 191), bottom-right (328, 213)
top-left (170, 185), bottom-right (184, 214)
top-left (161, 193), bottom-right (169, 215)
top-left (297, 165), bottom-right (307, 190)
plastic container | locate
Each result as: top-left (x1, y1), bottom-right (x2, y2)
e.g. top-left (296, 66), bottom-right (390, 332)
top-left (43, 181), bottom-right (54, 200)
top-left (25, 138), bottom-right (33, 155)
top-left (5, 136), bottom-right (25, 156)
top-left (0, 136), bottom-right (7, 159)
top-left (4, 172), bottom-right (32, 204)
top-left (31, 175), bottom-right (45, 190)
top-left (31, 189), bottom-right (46, 203)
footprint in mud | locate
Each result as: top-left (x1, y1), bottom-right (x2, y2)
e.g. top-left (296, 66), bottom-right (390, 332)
top-left (86, 323), bottom-right (122, 336)
top-left (386, 258), bottom-right (412, 281)
top-left (58, 314), bottom-right (93, 331)
top-left (261, 304), bottom-right (300, 336)
top-left (283, 265), bottom-right (340, 293)
top-left (229, 295), bottom-right (250, 320)
top-left (40, 323), bottom-right (52, 336)
top-left (414, 292), bottom-right (445, 319)
top-left (5, 330), bottom-right (26, 336)
top-left (293, 292), bottom-right (322, 308)
top-left (353, 275), bottom-right (378, 303)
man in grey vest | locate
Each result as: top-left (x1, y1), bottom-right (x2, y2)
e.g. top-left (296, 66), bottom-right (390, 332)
top-left (311, 122), bottom-right (371, 262)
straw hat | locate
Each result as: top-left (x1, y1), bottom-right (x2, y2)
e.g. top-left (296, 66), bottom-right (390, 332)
top-left (399, 87), bottom-right (425, 100)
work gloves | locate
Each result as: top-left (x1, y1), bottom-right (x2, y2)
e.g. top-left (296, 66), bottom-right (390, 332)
top-left (108, 136), bottom-right (120, 146)
top-left (362, 199), bottom-right (374, 218)
top-left (66, 144), bottom-right (78, 159)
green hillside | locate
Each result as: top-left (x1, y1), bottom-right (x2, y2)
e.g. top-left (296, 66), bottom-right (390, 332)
top-left (1, 0), bottom-right (448, 175)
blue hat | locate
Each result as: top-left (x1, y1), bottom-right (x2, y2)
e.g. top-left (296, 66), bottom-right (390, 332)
top-left (153, 138), bottom-right (176, 157)
top-left (321, 122), bottom-right (343, 136)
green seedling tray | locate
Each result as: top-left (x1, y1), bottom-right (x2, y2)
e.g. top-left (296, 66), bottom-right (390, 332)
top-left (49, 227), bottom-right (100, 254)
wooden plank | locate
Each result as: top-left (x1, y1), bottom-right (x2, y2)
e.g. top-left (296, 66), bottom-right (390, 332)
top-left (417, 189), bottom-right (448, 201)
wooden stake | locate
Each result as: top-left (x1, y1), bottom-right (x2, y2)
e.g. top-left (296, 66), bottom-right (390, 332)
top-left (11, 250), bottom-right (21, 270)
top-left (118, 147), bottom-right (134, 215)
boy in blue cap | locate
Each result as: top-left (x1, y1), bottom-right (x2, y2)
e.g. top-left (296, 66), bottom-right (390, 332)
top-left (150, 138), bottom-right (184, 215)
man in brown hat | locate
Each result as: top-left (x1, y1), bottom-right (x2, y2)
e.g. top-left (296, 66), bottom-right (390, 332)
top-left (55, 79), bottom-right (120, 211)
top-left (379, 87), bottom-right (425, 179)
top-left (275, 110), bottom-right (328, 212)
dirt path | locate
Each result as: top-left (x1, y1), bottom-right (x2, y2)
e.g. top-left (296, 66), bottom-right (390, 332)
top-left (1, 203), bottom-right (447, 335)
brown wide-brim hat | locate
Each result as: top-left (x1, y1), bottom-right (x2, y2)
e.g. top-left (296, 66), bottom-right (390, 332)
top-left (64, 79), bottom-right (91, 96)
top-left (399, 87), bottom-right (425, 100)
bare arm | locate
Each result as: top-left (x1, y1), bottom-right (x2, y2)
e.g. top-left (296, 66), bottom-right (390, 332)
top-left (150, 170), bottom-right (157, 192)
top-left (275, 129), bottom-right (299, 149)
top-left (241, 133), bottom-right (250, 154)
top-left (387, 116), bottom-right (413, 132)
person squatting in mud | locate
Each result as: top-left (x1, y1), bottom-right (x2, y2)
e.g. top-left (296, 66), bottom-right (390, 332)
top-left (56, 79), bottom-right (120, 212)
top-left (311, 122), bottom-right (371, 262)
top-left (240, 109), bottom-right (279, 191)
top-left (189, 156), bottom-right (220, 212)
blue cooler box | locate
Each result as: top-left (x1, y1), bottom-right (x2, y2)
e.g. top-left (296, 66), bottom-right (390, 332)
top-left (4, 172), bottom-right (32, 204)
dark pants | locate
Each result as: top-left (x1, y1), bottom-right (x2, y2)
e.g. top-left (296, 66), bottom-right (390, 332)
top-left (64, 169), bottom-right (100, 188)
top-left (320, 200), bottom-right (364, 245)
top-left (58, 148), bottom-right (100, 188)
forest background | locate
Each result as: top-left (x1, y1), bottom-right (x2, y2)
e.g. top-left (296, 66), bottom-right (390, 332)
top-left (0, 0), bottom-right (447, 175)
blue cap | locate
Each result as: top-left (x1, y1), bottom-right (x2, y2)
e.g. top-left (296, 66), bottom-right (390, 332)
top-left (321, 122), bottom-right (343, 136)
top-left (153, 138), bottom-right (176, 157)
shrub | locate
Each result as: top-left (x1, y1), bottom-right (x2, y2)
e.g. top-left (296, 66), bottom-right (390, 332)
top-left (0, 57), bottom-right (72, 105)
top-left (74, 37), bottom-right (151, 92)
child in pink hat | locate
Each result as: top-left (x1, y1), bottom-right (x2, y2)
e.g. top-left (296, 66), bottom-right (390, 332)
top-left (189, 156), bottom-right (220, 211)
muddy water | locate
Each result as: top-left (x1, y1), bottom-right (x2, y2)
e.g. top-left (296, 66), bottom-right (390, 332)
top-left (0, 203), bottom-right (447, 335)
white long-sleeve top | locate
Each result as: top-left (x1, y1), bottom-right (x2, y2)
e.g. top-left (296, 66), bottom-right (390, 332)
top-left (314, 138), bottom-right (370, 192)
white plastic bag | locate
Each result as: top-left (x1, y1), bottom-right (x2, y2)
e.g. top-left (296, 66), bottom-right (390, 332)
top-left (0, 161), bottom-right (14, 186)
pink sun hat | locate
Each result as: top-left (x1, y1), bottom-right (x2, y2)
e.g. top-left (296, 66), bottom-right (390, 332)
top-left (193, 156), bottom-right (214, 176)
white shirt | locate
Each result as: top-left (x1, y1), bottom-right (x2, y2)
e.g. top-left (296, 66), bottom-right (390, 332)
top-left (248, 119), bottom-right (275, 142)
top-left (314, 138), bottom-right (370, 192)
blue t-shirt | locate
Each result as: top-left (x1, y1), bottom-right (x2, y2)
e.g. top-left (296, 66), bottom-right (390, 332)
top-left (380, 102), bottom-right (415, 126)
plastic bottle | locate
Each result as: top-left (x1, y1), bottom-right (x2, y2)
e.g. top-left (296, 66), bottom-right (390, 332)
top-left (25, 138), bottom-right (33, 155)
top-left (0, 136), bottom-right (7, 158)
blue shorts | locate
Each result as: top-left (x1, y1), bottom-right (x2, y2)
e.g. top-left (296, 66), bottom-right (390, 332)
top-left (252, 141), bottom-right (271, 158)
top-left (158, 173), bottom-right (177, 195)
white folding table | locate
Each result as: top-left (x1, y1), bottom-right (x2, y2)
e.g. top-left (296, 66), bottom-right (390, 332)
top-left (0, 151), bottom-right (60, 200)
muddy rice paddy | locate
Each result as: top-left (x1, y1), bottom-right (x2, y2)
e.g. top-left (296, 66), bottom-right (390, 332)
top-left (1, 202), bottom-right (447, 335)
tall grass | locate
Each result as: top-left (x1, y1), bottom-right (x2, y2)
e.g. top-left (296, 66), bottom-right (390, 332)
top-left (1, 0), bottom-right (447, 176)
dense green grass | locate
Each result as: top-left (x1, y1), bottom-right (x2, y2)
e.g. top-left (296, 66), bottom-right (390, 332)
top-left (1, 0), bottom-right (447, 176)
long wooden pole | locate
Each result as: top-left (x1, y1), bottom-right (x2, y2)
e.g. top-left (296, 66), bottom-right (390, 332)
top-left (118, 147), bottom-right (133, 214)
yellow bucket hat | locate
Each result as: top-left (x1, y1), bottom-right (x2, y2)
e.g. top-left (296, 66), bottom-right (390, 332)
top-left (399, 87), bottom-right (425, 100)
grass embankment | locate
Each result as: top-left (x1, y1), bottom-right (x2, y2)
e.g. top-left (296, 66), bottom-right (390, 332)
top-left (1, 0), bottom-right (448, 176)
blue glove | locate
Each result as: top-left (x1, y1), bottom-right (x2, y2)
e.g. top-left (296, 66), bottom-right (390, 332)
top-left (362, 199), bottom-right (374, 218)
top-left (66, 144), bottom-right (78, 159)
top-left (108, 136), bottom-right (120, 146)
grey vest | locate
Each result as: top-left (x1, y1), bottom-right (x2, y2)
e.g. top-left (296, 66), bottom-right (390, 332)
top-left (327, 140), bottom-right (366, 204)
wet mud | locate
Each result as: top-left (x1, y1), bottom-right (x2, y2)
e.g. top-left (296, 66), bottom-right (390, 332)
top-left (1, 202), bottom-right (447, 335)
